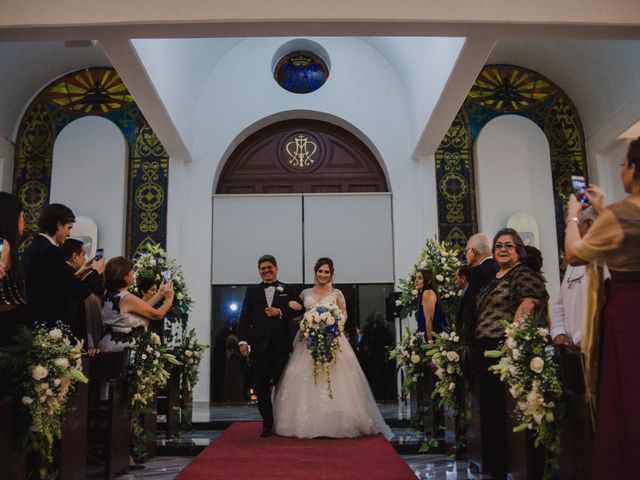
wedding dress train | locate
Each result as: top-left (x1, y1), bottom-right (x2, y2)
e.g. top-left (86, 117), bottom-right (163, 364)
top-left (273, 288), bottom-right (393, 439)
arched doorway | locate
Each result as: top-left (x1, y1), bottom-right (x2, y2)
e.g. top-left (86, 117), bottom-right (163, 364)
top-left (210, 118), bottom-right (396, 403)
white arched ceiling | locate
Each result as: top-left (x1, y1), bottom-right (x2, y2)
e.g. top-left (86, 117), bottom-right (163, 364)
top-left (131, 36), bottom-right (466, 157)
top-left (51, 116), bottom-right (128, 258)
top-left (0, 41), bottom-right (110, 142)
top-left (475, 114), bottom-right (560, 306)
top-left (131, 38), bottom-right (243, 150)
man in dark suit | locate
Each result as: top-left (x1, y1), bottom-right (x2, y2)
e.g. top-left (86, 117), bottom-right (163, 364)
top-left (60, 238), bottom-right (104, 350)
top-left (459, 233), bottom-right (498, 342)
top-left (22, 204), bottom-right (105, 332)
top-left (238, 255), bottom-right (297, 437)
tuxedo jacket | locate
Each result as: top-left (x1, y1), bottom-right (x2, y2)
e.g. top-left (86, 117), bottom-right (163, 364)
top-left (22, 235), bottom-right (102, 330)
top-left (459, 257), bottom-right (499, 341)
top-left (237, 282), bottom-right (297, 354)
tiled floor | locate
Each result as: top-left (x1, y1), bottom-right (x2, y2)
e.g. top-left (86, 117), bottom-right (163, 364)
top-left (107, 402), bottom-right (497, 479)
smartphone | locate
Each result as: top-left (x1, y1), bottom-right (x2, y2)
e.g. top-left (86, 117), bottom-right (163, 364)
top-left (162, 271), bottom-right (171, 283)
top-left (94, 248), bottom-right (104, 261)
top-left (571, 175), bottom-right (589, 204)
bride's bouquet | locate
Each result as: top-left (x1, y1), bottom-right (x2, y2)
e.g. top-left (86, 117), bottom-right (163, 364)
top-left (299, 303), bottom-right (346, 399)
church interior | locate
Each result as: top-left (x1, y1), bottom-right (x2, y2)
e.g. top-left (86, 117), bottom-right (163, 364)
top-left (0, 2), bottom-right (639, 478)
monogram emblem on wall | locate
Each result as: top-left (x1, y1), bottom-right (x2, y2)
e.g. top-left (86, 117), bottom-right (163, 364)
top-left (285, 134), bottom-right (318, 168)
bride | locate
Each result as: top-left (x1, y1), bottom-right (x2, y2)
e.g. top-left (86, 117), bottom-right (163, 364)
top-left (273, 257), bottom-right (393, 439)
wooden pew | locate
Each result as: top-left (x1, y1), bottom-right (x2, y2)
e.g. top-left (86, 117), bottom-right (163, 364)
top-left (0, 398), bottom-right (27, 479)
top-left (88, 350), bottom-right (132, 480)
top-left (504, 392), bottom-right (545, 480)
top-left (142, 394), bottom-right (158, 458)
top-left (157, 365), bottom-right (181, 438)
top-left (59, 357), bottom-right (89, 480)
top-left (556, 346), bottom-right (593, 479)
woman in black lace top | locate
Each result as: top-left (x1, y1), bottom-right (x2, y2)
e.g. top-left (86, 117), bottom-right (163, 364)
top-left (0, 192), bottom-right (27, 396)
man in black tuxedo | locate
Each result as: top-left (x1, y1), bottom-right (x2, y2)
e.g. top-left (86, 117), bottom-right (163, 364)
top-left (459, 233), bottom-right (499, 342)
top-left (22, 203), bottom-right (105, 333)
top-left (238, 255), bottom-right (297, 437)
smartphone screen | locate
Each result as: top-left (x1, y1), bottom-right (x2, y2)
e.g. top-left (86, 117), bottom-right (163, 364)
top-left (571, 175), bottom-right (589, 204)
top-left (94, 248), bottom-right (104, 261)
top-left (163, 271), bottom-right (171, 283)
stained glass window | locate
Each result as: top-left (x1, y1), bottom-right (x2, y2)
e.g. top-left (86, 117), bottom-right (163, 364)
top-left (13, 68), bottom-right (169, 257)
top-left (435, 64), bottom-right (588, 277)
top-left (274, 50), bottom-right (329, 94)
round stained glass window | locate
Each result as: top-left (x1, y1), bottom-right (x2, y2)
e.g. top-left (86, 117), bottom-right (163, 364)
top-left (274, 50), bottom-right (329, 94)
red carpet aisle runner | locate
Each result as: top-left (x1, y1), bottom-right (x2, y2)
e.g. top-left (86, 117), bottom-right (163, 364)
top-left (176, 422), bottom-right (415, 479)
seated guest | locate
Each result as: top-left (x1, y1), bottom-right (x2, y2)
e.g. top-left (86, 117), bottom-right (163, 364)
top-left (473, 228), bottom-right (549, 477)
top-left (98, 257), bottom-right (173, 352)
top-left (551, 206), bottom-right (602, 348)
top-left (0, 192), bottom-right (27, 397)
top-left (137, 275), bottom-right (166, 342)
top-left (21, 203), bottom-right (105, 331)
top-left (60, 238), bottom-right (104, 353)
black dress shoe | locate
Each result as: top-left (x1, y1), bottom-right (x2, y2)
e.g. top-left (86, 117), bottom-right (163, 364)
top-left (260, 427), bottom-right (273, 437)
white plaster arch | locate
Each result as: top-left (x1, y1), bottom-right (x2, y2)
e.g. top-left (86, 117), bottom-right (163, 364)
top-left (475, 114), bottom-right (560, 305)
top-left (211, 109), bottom-right (392, 195)
top-left (51, 115), bottom-right (128, 258)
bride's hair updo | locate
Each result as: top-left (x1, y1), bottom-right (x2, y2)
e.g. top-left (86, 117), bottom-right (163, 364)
top-left (314, 257), bottom-right (334, 277)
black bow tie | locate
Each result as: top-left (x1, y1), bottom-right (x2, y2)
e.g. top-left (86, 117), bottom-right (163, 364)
top-left (262, 282), bottom-right (277, 289)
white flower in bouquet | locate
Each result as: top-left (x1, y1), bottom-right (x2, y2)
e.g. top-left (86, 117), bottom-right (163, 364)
top-left (448, 382), bottom-right (456, 391)
top-left (185, 350), bottom-right (193, 357)
top-left (446, 351), bottom-right (460, 362)
top-left (22, 396), bottom-right (33, 405)
top-left (410, 353), bottom-right (421, 364)
top-left (512, 348), bottom-right (521, 360)
top-left (538, 327), bottom-right (549, 337)
top-left (506, 337), bottom-right (517, 349)
top-left (32, 365), bottom-right (48, 380)
top-left (529, 357), bottom-right (544, 374)
top-left (177, 292), bottom-right (185, 300)
top-left (395, 299), bottom-right (402, 306)
top-left (440, 332), bottom-right (450, 341)
top-left (435, 274), bottom-right (444, 282)
top-left (411, 289), bottom-right (418, 296)
top-left (49, 328), bottom-right (63, 340)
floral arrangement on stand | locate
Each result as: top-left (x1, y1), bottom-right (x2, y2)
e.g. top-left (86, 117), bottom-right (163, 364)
top-left (131, 244), bottom-right (194, 346)
top-left (388, 329), bottom-right (431, 396)
top-left (484, 314), bottom-right (563, 475)
top-left (175, 328), bottom-right (209, 431)
top-left (128, 330), bottom-right (181, 458)
top-left (426, 329), bottom-right (466, 414)
top-left (395, 237), bottom-right (462, 320)
top-left (299, 303), bottom-right (346, 399)
top-left (0, 324), bottom-right (88, 479)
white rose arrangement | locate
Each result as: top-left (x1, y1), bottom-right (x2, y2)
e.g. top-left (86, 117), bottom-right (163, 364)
top-left (131, 244), bottom-right (194, 346)
top-left (129, 330), bottom-right (181, 458)
top-left (396, 237), bottom-right (462, 320)
top-left (388, 329), bottom-right (431, 395)
top-left (299, 303), bottom-right (346, 399)
top-left (484, 314), bottom-right (563, 474)
top-left (426, 329), bottom-right (467, 416)
top-left (0, 324), bottom-right (88, 476)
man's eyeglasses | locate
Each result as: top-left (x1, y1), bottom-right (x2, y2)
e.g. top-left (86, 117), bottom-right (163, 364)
top-left (494, 243), bottom-right (516, 251)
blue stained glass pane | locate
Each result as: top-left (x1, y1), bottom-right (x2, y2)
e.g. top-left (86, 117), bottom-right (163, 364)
top-left (274, 50), bottom-right (329, 94)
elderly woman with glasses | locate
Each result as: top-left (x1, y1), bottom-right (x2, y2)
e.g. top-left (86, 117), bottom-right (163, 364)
top-left (470, 227), bottom-right (549, 477)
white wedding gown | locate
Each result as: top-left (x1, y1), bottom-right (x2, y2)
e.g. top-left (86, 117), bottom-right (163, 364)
top-left (273, 287), bottom-right (393, 439)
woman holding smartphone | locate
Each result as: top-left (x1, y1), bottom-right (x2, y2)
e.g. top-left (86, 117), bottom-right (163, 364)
top-left (564, 137), bottom-right (640, 479)
top-left (0, 192), bottom-right (27, 396)
top-left (98, 256), bottom-right (174, 352)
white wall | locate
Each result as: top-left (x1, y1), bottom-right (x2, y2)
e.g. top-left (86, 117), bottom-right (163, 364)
top-left (475, 115), bottom-right (560, 307)
top-left (593, 138), bottom-right (628, 204)
top-left (50, 116), bottom-right (128, 257)
top-left (0, 135), bottom-right (13, 192)
top-left (159, 37), bottom-right (437, 402)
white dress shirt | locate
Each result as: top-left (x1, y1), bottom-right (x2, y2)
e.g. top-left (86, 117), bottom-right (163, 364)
top-left (551, 265), bottom-right (586, 346)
